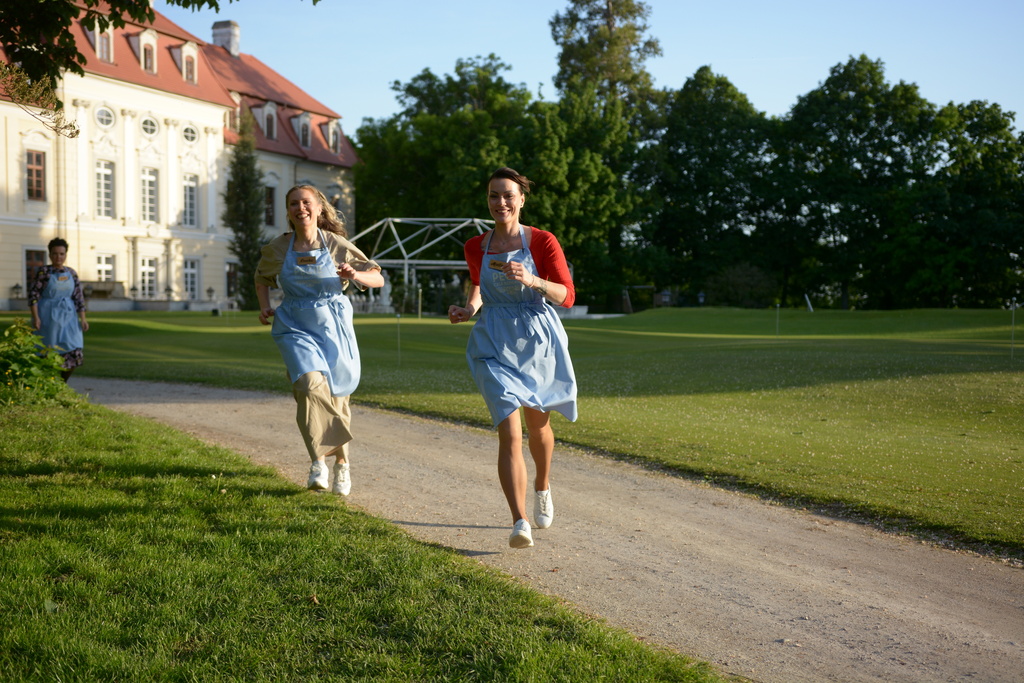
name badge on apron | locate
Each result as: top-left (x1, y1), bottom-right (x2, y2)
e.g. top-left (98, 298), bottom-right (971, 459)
top-left (296, 256), bottom-right (317, 265)
top-left (488, 259), bottom-right (505, 271)
top-left (57, 275), bottom-right (69, 281)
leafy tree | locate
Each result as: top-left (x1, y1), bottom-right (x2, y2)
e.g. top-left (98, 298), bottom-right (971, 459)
top-left (549, 0), bottom-right (662, 310)
top-left (639, 66), bottom-right (768, 299)
top-left (354, 56), bottom-right (530, 246)
top-left (908, 101), bottom-right (1024, 306)
top-left (222, 110), bottom-right (265, 311)
top-left (748, 117), bottom-right (821, 306)
top-left (0, 62), bottom-right (79, 137)
top-left (353, 56), bottom-right (538, 312)
top-left (550, 0), bottom-right (661, 106)
top-left (787, 55), bottom-right (939, 309)
top-left (546, 79), bottom-right (634, 308)
top-left (354, 54), bottom-right (637, 310)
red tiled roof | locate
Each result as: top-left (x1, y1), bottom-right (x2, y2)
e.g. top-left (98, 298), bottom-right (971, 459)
top-left (242, 96), bottom-right (358, 168)
top-left (6, 2), bottom-right (357, 167)
top-left (204, 45), bottom-right (338, 118)
top-left (68, 2), bottom-right (236, 108)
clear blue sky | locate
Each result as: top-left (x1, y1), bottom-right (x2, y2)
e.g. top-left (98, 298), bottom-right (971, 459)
top-left (156, 0), bottom-right (1023, 141)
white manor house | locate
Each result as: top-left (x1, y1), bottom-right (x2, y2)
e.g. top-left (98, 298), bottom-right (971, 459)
top-left (1, 7), bottom-right (358, 311)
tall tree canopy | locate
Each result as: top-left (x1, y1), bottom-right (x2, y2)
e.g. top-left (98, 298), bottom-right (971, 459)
top-left (915, 101), bottom-right (1024, 307)
top-left (354, 54), bottom-right (634, 310)
top-left (549, 0), bottom-right (662, 309)
top-left (786, 55), bottom-right (939, 309)
top-left (550, 0), bottom-right (661, 105)
top-left (222, 111), bottom-right (265, 311)
top-left (639, 66), bottom-right (768, 299)
top-left (354, 56), bottom-right (532, 237)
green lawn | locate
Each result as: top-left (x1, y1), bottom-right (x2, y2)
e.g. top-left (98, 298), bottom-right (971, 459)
top-left (3, 307), bottom-right (1021, 556)
top-left (0, 398), bottom-right (715, 681)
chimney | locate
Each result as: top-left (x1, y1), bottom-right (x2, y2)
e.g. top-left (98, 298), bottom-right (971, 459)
top-left (211, 20), bottom-right (240, 57)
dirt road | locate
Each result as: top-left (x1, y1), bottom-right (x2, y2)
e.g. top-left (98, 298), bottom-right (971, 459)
top-left (70, 377), bottom-right (1023, 683)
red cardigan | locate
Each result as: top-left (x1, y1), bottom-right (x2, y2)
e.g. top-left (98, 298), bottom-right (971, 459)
top-left (464, 227), bottom-right (575, 308)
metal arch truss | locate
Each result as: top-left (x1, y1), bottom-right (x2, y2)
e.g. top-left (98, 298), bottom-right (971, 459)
top-left (349, 217), bottom-right (493, 286)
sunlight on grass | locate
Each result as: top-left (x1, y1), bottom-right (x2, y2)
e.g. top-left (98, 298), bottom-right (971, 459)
top-left (2, 307), bottom-right (1020, 554)
top-left (1, 401), bottom-right (716, 682)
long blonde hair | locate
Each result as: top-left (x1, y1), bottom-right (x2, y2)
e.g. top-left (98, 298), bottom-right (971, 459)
top-left (285, 184), bottom-right (347, 237)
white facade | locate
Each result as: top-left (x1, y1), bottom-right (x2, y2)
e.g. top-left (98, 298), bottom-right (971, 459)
top-left (2, 14), bottom-right (356, 312)
top-left (2, 79), bottom-right (236, 309)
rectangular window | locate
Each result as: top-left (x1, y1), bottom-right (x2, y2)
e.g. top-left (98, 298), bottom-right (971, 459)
top-left (185, 56), bottom-right (195, 83)
top-left (26, 250), bottom-right (46, 289)
top-left (141, 167), bottom-right (159, 222)
top-left (143, 45), bottom-right (154, 73)
top-left (96, 254), bottom-right (115, 283)
top-left (96, 160), bottom-right (115, 218)
top-left (264, 186), bottom-right (275, 226)
top-left (183, 259), bottom-right (200, 300)
top-left (26, 151), bottom-right (45, 201)
top-left (183, 174), bottom-right (199, 226)
top-left (140, 257), bottom-right (157, 298)
top-left (225, 262), bottom-right (239, 299)
top-left (98, 32), bottom-right (112, 62)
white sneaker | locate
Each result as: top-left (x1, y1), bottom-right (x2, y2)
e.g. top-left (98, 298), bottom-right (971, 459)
top-left (332, 461), bottom-right (351, 496)
top-left (509, 519), bottom-right (534, 548)
top-left (307, 461), bottom-right (329, 490)
top-left (534, 489), bottom-right (554, 529)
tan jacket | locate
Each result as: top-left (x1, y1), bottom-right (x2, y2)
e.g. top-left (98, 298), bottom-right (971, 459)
top-left (254, 231), bottom-right (380, 291)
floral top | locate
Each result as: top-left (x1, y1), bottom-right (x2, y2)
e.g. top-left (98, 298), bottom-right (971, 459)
top-left (28, 266), bottom-right (86, 313)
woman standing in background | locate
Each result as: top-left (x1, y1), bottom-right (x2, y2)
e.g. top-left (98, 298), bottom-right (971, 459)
top-left (29, 237), bottom-right (89, 382)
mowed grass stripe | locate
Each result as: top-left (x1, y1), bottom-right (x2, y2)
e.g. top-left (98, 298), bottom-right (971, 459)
top-left (3, 307), bottom-right (1019, 554)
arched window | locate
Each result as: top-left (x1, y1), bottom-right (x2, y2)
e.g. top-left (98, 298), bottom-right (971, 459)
top-left (300, 122), bottom-right (310, 147)
top-left (265, 112), bottom-right (276, 139)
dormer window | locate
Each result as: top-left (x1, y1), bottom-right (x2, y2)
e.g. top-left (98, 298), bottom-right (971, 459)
top-left (171, 41), bottom-right (200, 84)
top-left (292, 112), bottom-right (311, 147)
top-left (98, 31), bottom-right (113, 62)
top-left (260, 102), bottom-right (278, 140)
top-left (328, 123), bottom-right (342, 154)
top-left (136, 29), bottom-right (158, 74)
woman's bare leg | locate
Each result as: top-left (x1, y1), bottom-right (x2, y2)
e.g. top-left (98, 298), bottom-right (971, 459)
top-left (523, 408), bottom-right (553, 492)
top-left (497, 410), bottom-right (529, 524)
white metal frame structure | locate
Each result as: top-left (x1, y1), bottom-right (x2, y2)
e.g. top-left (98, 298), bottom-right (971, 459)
top-left (349, 217), bottom-right (494, 289)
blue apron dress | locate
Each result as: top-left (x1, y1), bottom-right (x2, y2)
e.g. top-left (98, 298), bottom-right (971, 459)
top-left (37, 268), bottom-right (83, 355)
top-left (466, 229), bottom-right (578, 427)
top-left (271, 230), bottom-right (360, 397)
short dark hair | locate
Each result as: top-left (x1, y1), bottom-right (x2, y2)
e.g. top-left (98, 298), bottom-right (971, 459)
top-left (489, 167), bottom-right (533, 196)
top-left (47, 237), bottom-right (69, 252)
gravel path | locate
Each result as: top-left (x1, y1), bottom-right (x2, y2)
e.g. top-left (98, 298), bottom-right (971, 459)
top-left (70, 377), bottom-right (1024, 683)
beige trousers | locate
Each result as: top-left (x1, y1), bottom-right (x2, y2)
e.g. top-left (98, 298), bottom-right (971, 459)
top-left (292, 371), bottom-right (353, 463)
